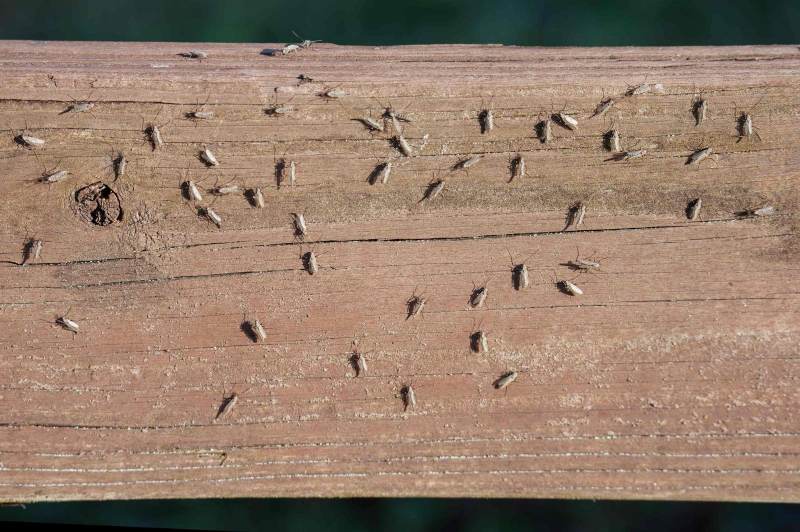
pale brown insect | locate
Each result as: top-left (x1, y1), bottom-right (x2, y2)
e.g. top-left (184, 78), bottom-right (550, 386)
top-left (407, 289), bottom-right (427, 319)
top-left (564, 202), bottom-right (586, 231)
top-left (253, 319), bottom-right (267, 342)
top-left (686, 147), bottom-right (712, 165)
top-left (591, 98), bottom-right (614, 118)
top-left (495, 371), bottom-right (518, 390)
top-left (510, 154), bottom-right (525, 181)
top-left (252, 187), bottom-right (265, 208)
top-left (57, 316), bottom-right (79, 334)
top-left (687, 198), bottom-right (702, 221)
top-left (216, 392), bottom-right (239, 420)
top-left (200, 147), bottom-right (219, 167)
top-left (303, 248), bottom-right (319, 275)
top-left (203, 208), bottom-right (222, 228)
top-left (470, 282), bottom-right (489, 308)
top-left (402, 385), bottom-right (416, 410)
top-left (291, 213), bottom-right (308, 237)
top-left (605, 129), bottom-right (621, 153)
top-left (395, 135), bottom-right (413, 157)
top-left (559, 279), bottom-right (583, 296)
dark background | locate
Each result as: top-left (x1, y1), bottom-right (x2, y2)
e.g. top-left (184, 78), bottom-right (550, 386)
top-left (1, 0), bottom-right (799, 530)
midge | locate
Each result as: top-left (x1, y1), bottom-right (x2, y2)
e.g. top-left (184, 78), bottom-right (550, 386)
top-left (401, 384), bottom-right (416, 411)
top-left (739, 205), bottom-right (774, 218)
top-left (693, 98), bottom-right (708, 126)
top-left (537, 116), bottom-right (552, 143)
top-left (202, 207), bottom-right (222, 228)
top-left (40, 169), bottom-right (69, 183)
top-left (605, 129), bottom-right (621, 153)
top-left (591, 98), bottom-right (615, 118)
top-left (686, 147), bottom-right (712, 165)
top-left (200, 147), bottom-right (219, 167)
top-left (214, 183), bottom-right (239, 195)
top-left (626, 82), bottom-right (652, 96)
top-left (182, 51), bottom-right (209, 59)
top-left (115, 155), bottom-right (127, 179)
top-left (564, 202), bottom-right (586, 231)
top-left (302, 248), bottom-right (319, 275)
top-left (507, 250), bottom-right (534, 290)
top-left (215, 392), bottom-right (239, 420)
top-left (456, 155), bottom-right (482, 170)
top-left (253, 319), bottom-right (267, 342)
top-left (375, 161), bottom-right (392, 185)
top-left (56, 315), bottom-right (79, 334)
top-left (422, 179), bottom-right (446, 201)
top-left (293, 31), bottom-right (322, 49)
top-left (566, 249), bottom-right (601, 271)
top-left (185, 180), bottom-right (203, 202)
top-left (406, 289), bottom-right (427, 319)
top-left (610, 149), bottom-right (647, 161)
top-left (470, 281), bottom-right (489, 308)
top-left (23, 237), bottom-right (43, 265)
top-left (15, 131), bottom-right (45, 148)
top-left (687, 198), bottom-right (702, 221)
top-left (559, 279), bottom-right (583, 296)
top-left (145, 123), bottom-right (163, 150)
top-left (359, 116), bottom-right (384, 133)
top-left (66, 102), bottom-right (94, 114)
top-left (495, 371), bottom-right (518, 390)
top-left (279, 43), bottom-right (301, 55)
top-left (471, 329), bottom-right (489, 353)
top-left (291, 212), bottom-right (308, 237)
top-left (480, 109), bottom-right (494, 134)
top-left (556, 110), bottom-right (579, 131)
top-left (321, 87), bottom-right (345, 99)
top-left (394, 135), bottom-right (413, 157)
top-left (510, 154), bottom-right (525, 181)
top-left (251, 187), bottom-right (265, 208)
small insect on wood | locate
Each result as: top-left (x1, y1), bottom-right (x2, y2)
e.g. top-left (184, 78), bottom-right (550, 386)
top-left (377, 99), bottom-right (413, 135)
top-left (350, 340), bottom-right (368, 377)
top-left (470, 281), bottom-right (490, 308)
top-left (495, 371), bottom-right (518, 390)
top-left (298, 74), bottom-right (314, 84)
top-left (253, 319), bottom-right (267, 342)
top-left (537, 115), bottom-right (552, 143)
top-left (14, 128), bottom-right (45, 149)
top-left (359, 116), bottom-right (385, 133)
top-left (142, 109), bottom-right (170, 151)
top-left (555, 103), bottom-right (579, 131)
top-left (213, 183), bottom-right (239, 195)
top-left (264, 94), bottom-right (295, 117)
top-left (373, 161), bottom-right (392, 185)
top-left (56, 315), bottom-right (79, 334)
top-left (63, 92), bottom-right (96, 115)
top-left (202, 207), bottom-right (222, 228)
top-left (293, 31), bottom-right (322, 50)
top-left (455, 155), bottom-right (482, 172)
top-left (395, 135), bottom-right (413, 157)
top-left (508, 249), bottom-right (534, 291)
top-left (471, 320), bottom-right (489, 353)
top-left (565, 248), bottom-right (601, 272)
top-left (200, 147), bottom-right (219, 167)
top-left (604, 128), bottom-right (621, 153)
top-left (693, 97), bottom-right (708, 126)
top-left (185, 179), bottom-right (203, 202)
top-left (591, 98), bottom-right (615, 118)
top-left (738, 205), bottom-right (774, 218)
top-left (186, 96), bottom-right (214, 122)
top-left (215, 392), bottom-right (239, 420)
top-left (302, 247), bottom-right (320, 275)
top-left (610, 148), bottom-right (647, 162)
top-left (40, 168), bottom-right (69, 184)
top-left (421, 178), bottom-right (446, 202)
top-left (321, 87), bottom-right (345, 100)
top-left (250, 187), bottom-right (265, 208)
top-left (291, 212), bottom-right (308, 237)
top-left (479, 98), bottom-right (494, 134)
top-left (564, 202), bottom-right (586, 231)
top-left (182, 51), bottom-right (208, 59)
top-left (686, 147), bottom-right (712, 166)
top-left (626, 79), bottom-right (652, 96)
top-left (115, 154), bottom-right (127, 179)
top-left (559, 279), bottom-right (583, 296)
top-left (510, 153), bottom-right (525, 181)
top-left (687, 198), bottom-right (702, 221)
top-left (402, 384), bottom-right (416, 411)
top-left (23, 236), bottom-right (43, 265)
top-left (407, 288), bottom-right (427, 320)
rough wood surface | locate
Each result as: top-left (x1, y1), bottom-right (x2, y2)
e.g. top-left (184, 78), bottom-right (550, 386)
top-left (0, 41), bottom-right (798, 502)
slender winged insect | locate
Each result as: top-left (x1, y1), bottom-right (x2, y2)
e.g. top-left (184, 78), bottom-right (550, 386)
top-left (115, 155), bottom-right (127, 179)
top-left (510, 154), bottom-right (525, 181)
top-left (376, 161), bottom-right (392, 184)
top-left (610, 148), bottom-right (647, 161)
top-left (422, 179), bottom-right (446, 201)
top-left (538, 116), bottom-right (552, 143)
top-left (626, 81), bottom-right (652, 96)
top-left (298, 74), bottom-right (314, 83)
top-left (289, 160), bottom-right (296, 186)
top-left (293, 31), bottom-right (322, 49)
top-left (495, 371), bottom-right (518, 390)
top-left (302, 247), bottom-right (320, 275)
top-left (252, 187), bottom-right (265, 208)
top-left (253, 319), bottom-right (267, 342)
top-left (23, 236), bottom-right (42, 265)
top-left (291, 212), bottom-right (308, 237)
top-left (471, 328), bottom-right (489, 353)
top-left (57, 315), bottom-right (79, 334)
top-left (402, 384), bottom-right (416, 410)
top-left (214, 183), bottom-right (239, 195)
top-left (64, 97), bottom-right (95, 114)
top-left (407, 289), bottom-right (427, 319)
top-left (183, 51), bottom-right (208, 59)
top-left (321, 87), bottom-right (345, 100)
top-left (377, 99), bottom-right (413, 134)
top-left (508, 250), bottom-right (534, 290)
top-left (359, 116), bottom-right (384, 133)
top-left (216, 392), bottom-right (239, 420)
top-left (557, 110), bottom-right (579, 131)
top-left (480, 108), bottom-right (494, 134)
top-left (264, 94), bottom-right (295, 117)
top-left (186, 97), bottom-right (214, 122)
top-left (567, 248), bottom-right (601, 272)
top-left (686, 147), bottom-right (712, 165)
top-left (395, 135), bottom-right (413, 157)
top-left (200, 147), bottom-right (219, 167)
top-left (693, 98), bottom-right (708, 126)
top-left (740, 205), bottom-right (774, 218)
top-left (29, 238), bottom-right (43, 264)
top-left (470, 282), bottom-right (489, 308)
top-left (591, 98), bottom-right (615, 118)
top-left (559, 279), bottom-right (583, 296)
top-left (687, 198), bottom-right (702, 221)
top-left (605, 129), bottom-right (621, 153)
top-left (202, 207), bottom-right (222, 228)
top-left (456, 155), bottom-right (482, 171)
top-left (142, 110), bottom-right (170, 150)
top-left (40, 168), bottom-right (69, 183)
top-left (357, 353), bottom-right (368, 376)
top-left (186, 180), bottom-right (203, 202)
top-left (280, 44), bottom-right (301, 55)
top-left (15, 129), bottom-right (45, 148)
top-left (564, 202), bottom-right (586, 231)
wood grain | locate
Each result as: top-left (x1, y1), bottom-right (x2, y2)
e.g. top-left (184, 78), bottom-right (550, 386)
top-left (0, 41), bottom-right (798, 502)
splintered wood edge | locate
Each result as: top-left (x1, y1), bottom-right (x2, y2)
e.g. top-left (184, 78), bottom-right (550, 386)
top-left (0, 41), bottom-right (798, 502)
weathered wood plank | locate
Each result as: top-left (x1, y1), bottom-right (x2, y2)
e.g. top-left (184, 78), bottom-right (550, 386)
top-left (0, 41), bottom-right (798, 502)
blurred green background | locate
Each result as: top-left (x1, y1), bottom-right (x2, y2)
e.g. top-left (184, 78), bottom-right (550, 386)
top-left (0, 0), bottom-right (798, 45)
top-left (1, 0), bottom-right (798, 530)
